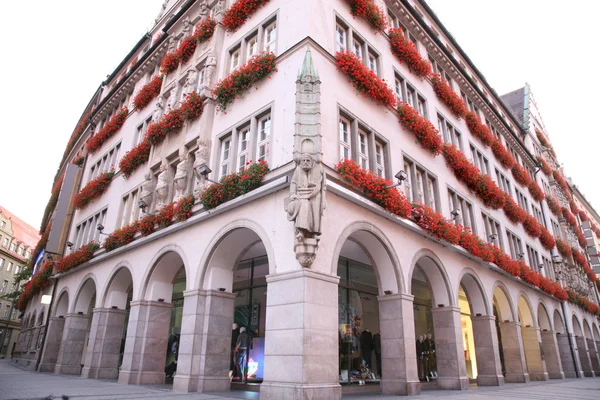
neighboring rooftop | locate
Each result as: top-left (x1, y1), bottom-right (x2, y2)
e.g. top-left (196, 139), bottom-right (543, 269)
top-left (0, 205), bottom-right (41, 250)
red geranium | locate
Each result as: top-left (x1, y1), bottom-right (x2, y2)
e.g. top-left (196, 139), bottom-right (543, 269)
top-left (539, 226), bottom-right (556, 250)
top-left (104, 222), bottom-right (140, 252)
top-left (344, 0), bottom-right (388, 32)
top-left (336, 51), bottom-right (396, 108)
top-left (491, 138), bottom-right (516, 169)
top-left (194, 17), bottom-right (217, 41)
top-left (146, 108), bottom-right (185, 145)
top-left (178, 36), bottom-right (197, 65)
top-left (511, 164), bottom-right (531, 187)
top-left (86, 107), bottom-right (129, 153)
top-left (74, 171), bottom-right (115, 210)
top-left (546, 196), bottom-right (561, 217)
top-left (569, 199), bottom-right (579, 214)
top-left (133, 75), bottom-right (163, 110)
top-left (578, 210), bottom-right (589, 222)
top-left (556, 238), bottom-right (571, 258)
top-left (523, 215), bottom-right (542, 238)
top-left (553, 170), bottom-right (571, 199)
top-left (222, 0), bottom-right (272, 32)
top-left (410, 203), bottom-right (461, 245)
top-left (537, 156), bottom-right (552, 176)
top-left (119, 141), bottom-right (151, 179)
top-left (528, 181), bottom-right (545, 202)
top-left (503, 194), bottom-right (527, 224)
top-left (466, 111), bottom-right (495, 147)
top-left (389, 28), bottom-right (432, 78)
top-left (55, 242), bottom-right (99, 274)
top-left (174, 194), bottom-right (195, 221)
top-left (160, 51), bottom-right (181, 75)
top-left (431, 74), bottom-right (468, 119)
top-left (179, 91), bottom-right (204, 121)
top-left (396, 103), bottom-right (442, 155)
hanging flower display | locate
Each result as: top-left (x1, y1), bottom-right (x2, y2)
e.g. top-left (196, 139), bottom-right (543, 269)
top-left (74, 171), bottom-right (115, 210)
top-left (578, 210), bottom-right (589, 222)
top-left (569, 199), bottom-right (580, 214)
top-left (55, 242), bottom-right (99, 274)
top-left (336, 51), bottom-right (396, 108)
top-left (553, 170), bottom-right (571, 199)
top-left (556, 238), bottom-right (571, 258)
top-left (194, 17), bottom-right (217, 42)
top-left (537, 156), bottom-right (552, 176)
top-left (119, 141), bottom-right (151, 179)
top-left (133, 75), bottom-right (163, 110)
top-left (511, 164), bottom-right (531, 187)
top-left (396, 103), bottom-right (442, 155)
top-left (503, 194), bottom-right (527, 224)
top-left (86, 107), bottom-right (129, 153)
top-left (491, 138), bottom-right (516, 169)
top-left (213, 52), bottom-right (277, 112)
top-left (562, 207), bottom-right (578, 229)
top-left (174, 194), bottom-right (195, 221)
top-left (466, 111), bottom-right (495, 147)
top-left (389, 28), bottom-right (432, 78)
top-left (343, 0), bottom-right (388, 32)
top-left (179, 91), bottom-right (204, 121)
top-left (523, 215), bottom-right (542, 238)
top-left (160, 51), bottom-right (181, 75)
top-left (546, 196), bottom-right (561, 217)
top-left (539, 227), bottom-right (556, 250)
top-left (431, 74), bottom-right (468, 119)
top-left (536, 130), bottom-right (556, 157)
top-left (222, 0), bottom-right (272, 32)
top-left (104, 222), bottom-right (140, 252)
top-left (528, 181), bottom-right (544, 202)
top-left (178, 36), bottom-right (198, 65)
top-left (146, 109), bottom-right (185, 145)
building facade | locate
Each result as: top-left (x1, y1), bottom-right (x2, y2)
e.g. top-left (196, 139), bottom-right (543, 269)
top-left (0, 206), bottom-right (39, 359)
top-left (13, 0), bottom-right (600, 398)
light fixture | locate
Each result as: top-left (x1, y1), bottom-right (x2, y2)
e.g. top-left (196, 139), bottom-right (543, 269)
top-left (197, 163), bottom-right (221, 185)
top-left (66, 241), bottom-right (74, 248)
top-left (538, 263), bottom-right (544, 270)
top-left (218, 287), bottom-right (226, 292)
top-left (518, 252), bottom-right (525, 260)
top-left (488, 233), bottom-right (498, 244)
top-left (447, 208), bottom-right (462, 224)
top-left (137, 199), bottom-right (155, 216)
top-left (385, 170), bottom-right (408, 189)
top-left (384, 290), bottom-right (392, 295)
top-left (96, 223), bottom-right (109, 237)
top-left (41, 295), bottom-right (52, 305)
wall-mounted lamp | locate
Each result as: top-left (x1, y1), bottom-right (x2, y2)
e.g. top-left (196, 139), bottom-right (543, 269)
top-left (218, 287), bottom-right (226, 292)
top-left (487, 233), bottom-right (498, 245)
top-left (97, 223), bottom-right (109, 237)
top-left (517, 252), bottom-right (525, 261)
top-left (158, 298), bottom-right (165, 302)
top-left (384, 290), bottom-right (392, 295)
top-left (197, 163), bottom-right (221, 185)
top-left (137, 199), bottom-right (156, 216)
top-left (66, 241), bottom-right (74, 249)
top-left (437, 304), bottom-right (445, 308)
top-left (385, 170), bottom-right (408, 189)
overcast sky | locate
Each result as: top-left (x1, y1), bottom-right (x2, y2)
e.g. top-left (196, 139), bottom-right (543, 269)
top-left (1, 0), bottom-right (599, 230)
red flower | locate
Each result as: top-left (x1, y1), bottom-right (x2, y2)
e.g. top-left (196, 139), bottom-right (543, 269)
top-left (491, 138), bottom-right (516, 169)
top-left (133, 75), bottom-right (163, 110)
top-left (146, 108), bottom-right (185, 145)
top-left (396, 103), bottom-right (442, 155)
top-left (410, 203), bottom-right (461, 244)
top-left (503, 194), bottom-right (527, 224)
top-left (466, 111), bottom-right (495, 147)
top-left (537, 156), bottom-right (552, 176)
top-left (55, 242), bottom-right (99, 274)
top-left (194, 17), bottom-right (217, 42)
top-left (511, 164), bottom-right (531, 187)
top-left (523, 215), bottom-right (542, 238)
top-left (104, 222), bottom-right (140, 251)
top-left (528, 181), bottom-right (544, 202)
top-left (119, 141), bottom-right (151, 179)
top-left (539, 227), bottom-right (556, 250)
top-left (344, 0), bottom-right (388, 32)
top-left (179, 91), bottom-right (204, 121)
top-left (86, 108), bottom-right (129, 154)
top-left (74, 171), bottom-right (115, 210)
top-left (174, 194), bottom-right (195, 221)
top-left (389, 28), bottom-right (432, 78)
top-left (536, 130), bottom-right (556, 158)
top-left (556, 238), bottom-right (571, 258)
top-left (336, 51), bottom-right (396, 108)
top-left (222, 0), bottom-right (272, 33)
top-left (553, 170), bottom-right (572, 200)
top-left (546, 196), bottom-right (561, 217)
top-left (160, 51), bottom-right (181, 75)
top-left (431, 74), bottom-right (468, 119)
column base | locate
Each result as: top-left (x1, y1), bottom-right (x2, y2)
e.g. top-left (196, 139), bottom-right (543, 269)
top-left (528, 372), bottom-right (549, 381)
top-left (118, 370), bottom-right (165, 385)
top-left (381, 378), bottom-right (421, 395)
top-left (260, 382), bottom-right (341, 400)
top-left (436, 376), bottom-right (470, 390)
top-left (81, 366), bottom-right (119, 379)
top-left (172, 374), bottom-right (231, 393)
top-left (505, 372), bottom-right (530, 383)
top-left (476, 374), bottom-right (504, 386)
top-left (548, 371), bottom-right (565, 379)
top-left (583, 371), bottom-right (596, 377)
top-left (38, 362), bottom-right (56, 373)
top-left (54, 364), bottom-right (82, 375)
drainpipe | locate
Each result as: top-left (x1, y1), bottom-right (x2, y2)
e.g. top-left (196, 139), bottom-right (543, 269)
top-left (560, 300), bottom-right (580, 378)
top-left (35, 277), bottom-right (58, 371)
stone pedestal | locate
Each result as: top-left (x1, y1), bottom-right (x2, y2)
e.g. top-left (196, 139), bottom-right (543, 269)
top-left (540, 330), bottom-right (564, 379)
top-left (38, 317), bottom-right (66, 372)
top-left (118, 300), bottom-right (173, 385)
top-left (576, 336), bottom-right (594, 377)
top-left (431, 307), bottom-right (469, 390)
top-left (173, 290), bottom-right (234, 393)
top-left (586, 338), bottom-right (600, 376)
top-left (378, 294), bottom-right (420, 395)
top-left (498, 321), bottom-right (529, 383)
top-left (81, 308), bottom-right (127, 379)
top-left (471, 315), bottom-right (504, 386)
top-left (54, 313), bottom-right (90, 375)
top-left (521, 326), bottom-right (549, 381)
top-left (260, 270), bottom-right (341, 400)
top-left (557, 333), bottom-right (579, 378)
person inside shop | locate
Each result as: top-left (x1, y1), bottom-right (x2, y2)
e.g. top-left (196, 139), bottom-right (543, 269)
top-left (235, 327), bottom-right (249, 383)
top-left (360, 329), bottom-right (373, 372)
top-left (230, 323), bottom-right (240, 378)
top-left (373, 332), bottom-right (381, 378)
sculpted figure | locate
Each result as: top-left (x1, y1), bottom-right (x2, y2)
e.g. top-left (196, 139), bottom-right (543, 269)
top-left (153, 96), bottom-right (165, 122)
top-left (140, 171), bottom-right (157, 210)
top-left (166, 85), bottom-right (179, 111)
top-left (182, 69), bottom-right (198, 98)
top-left (193, 139), bottom-right (211, 198)
top-left (199, 1), bottom-right (209, 19)
top-left (168, 36), bottom-right (178, 53)
top-left (155, 163), bottom-right (170, 209)
top-left (204, 53), bottom-right (217, 87)
top-left (173, 150), bottom-right (190, 201)
top-left (181, 17), bottom-right (192, 37)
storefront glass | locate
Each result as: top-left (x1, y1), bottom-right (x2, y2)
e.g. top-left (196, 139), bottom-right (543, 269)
top-left (458, 286), bottom-right (478, 379)
top-left (165, 270), bottom-right (185, 383)
top-left (412, 266), bottom-right (437, 382)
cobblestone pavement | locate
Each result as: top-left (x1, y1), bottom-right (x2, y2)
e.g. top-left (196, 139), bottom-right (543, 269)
top-left (1, 360), bottom-right (599, 400)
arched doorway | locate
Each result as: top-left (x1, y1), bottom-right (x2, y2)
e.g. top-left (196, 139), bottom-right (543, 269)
top-left (583, 319), bottom-right (599, 376)
top-left (593, 323), bottom-right (600, 376)
top-left (517, 295), bottom-right (548, 380)
top-left (572, 315), bottom-right (593, 377)
top-left (55, 277), bottom-right (96, 375)
top-left (553, 309), bottom-right (577, 377)
top-left (457, 273), bottom-right (503, 386)
top-left (38, 290), bottom-right (69, 372)
top-left (537, 303), bottom-right (564, 379)
top-left (411, 255), bottom-right (468, 390)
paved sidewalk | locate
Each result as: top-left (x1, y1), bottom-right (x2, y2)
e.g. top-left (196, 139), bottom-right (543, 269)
top-left (1, 359), bottom-right (599, 399)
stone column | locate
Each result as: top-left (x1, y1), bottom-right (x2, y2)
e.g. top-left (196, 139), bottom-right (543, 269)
top-left (586, 338), bottom-right (600, 376)
top-left (557, 333), bottom-right (579, 378)
top-left (521, 326), bottom-right (549, 381)
top-left (118, 300), bottom-right (172, 385)
top-left (596, 341), bottom-right (600, 375)
top-left (498, 321), bottom-right (529, 383)
top-left (576, 336), bottom-right (594, 377)
top-left (173, 289), bottom-right (234, 393)
top-left (38, 316), bottom-right (66, 372)
top-left (431, 306), bottom-right (469, 390)
top-left (54, 313), bottom-right (90, 375)
top-left (378, 293), bottom-right (420, 395)
top-left (260, 270), bottom-right (341, 400)
top-left (471, 315), bottom-right (504, 386)
top-left (81, 308), bottom-right (127, 379)
top-left (540, 330), bottom-right (564, 379)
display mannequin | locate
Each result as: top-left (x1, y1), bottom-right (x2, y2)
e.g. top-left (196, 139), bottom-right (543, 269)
top-left (427, 333), bottom-right (438, 378)
top-left (416, 335), bottom-right (426, 381)
top-left (373, 332), bottom-right (381, 378)
top-left (360, 329), bottom-right (373, 371)
top-left (235, 327), bottom-right (249, 383)
top-left (230, 323), bottom-right (240, 377)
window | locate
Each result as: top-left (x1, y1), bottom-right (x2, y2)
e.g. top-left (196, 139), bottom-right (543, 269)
top-left (119, 188), bottom-right (141, 228)
top-left (404, 156), bottom-right (438, 210)
top-left (1, 280), bottom-right (7, 293)
top-left (482, 213), bottom-right (503, 249)
top-left (339, 117), bottom-right (351, 160)
top-left (358, 129), bottom-right (369, 169)
top-left (11, 308), bottom-right (17, 320)
top-left (0, 221), bottom-right (5, 229)
top-left (9, 243), bottom-right (15, 252)
top-left (257, 114), bottom-right (271, 162)
top-left (3, 305), bottom-right (9, 318)
top-left (526, 244), bottom-right (541, 272)
top-left (219, 137), bottom-right (232, 178)
top-left (516, 189), bottom-right (529, 213)
top-left (428, 54), bottom-right (453, 88)
top-left (73, 208), bottom-right (108, 250)
top-left (542, 181), bottom-right (551, 195)
top-left (507, 144), bottom-right (519, 164)
top-left (1, 238), bottom-right (7, 248)
top-left (135, 116), bottom-right (153, 146)
top-left (0, 258), bottom-right (4, 269)
top-left (506, 230), bottom-right (523, 259)
top-left (335, 20), bottom-right (381, 76)
top-left (542, 256), bottom-right (553, 279)
top-left (551, 220), bottom-right (561, 239)
top-left (336, 24), bottom-right (347, 52)
top-left (352, 37), bottom-right (363, 59)
top-left (230, 16), bottom-right (278, 69)
top-left (470, 143), bottom-right (489, 175)
top-left (368, 51), bottom-right (378, 74)
top-left (264, 21), bottom-right (277, 53)
top-left (88, 142), bottom-right (121, 182)
top-left (438, 114), bottom-right (462, 150)
top-left (448, 187), bottom-right (475, 230)
top-left (532, 205), bottom-right (544, 225)
top-left (17, 246), bottom-right (23, 256)
top-left (375, 140), bottom-right (385, 178)
top-left (246, 34), bottom-right (258, 59)
top-left (14, 265), bottom-right (20, 275)
top-left (495, 169), bottom-right (512, 197)
top-left (395, 72), bottom-right (427, 116)
top-left (6, 262), bottom-right (12, 273)
top-left (236, 125), bottom-right (251, 172)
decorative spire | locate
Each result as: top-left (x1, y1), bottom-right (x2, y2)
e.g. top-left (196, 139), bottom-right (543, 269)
top-left (298, 47), bottom-right (319, 82)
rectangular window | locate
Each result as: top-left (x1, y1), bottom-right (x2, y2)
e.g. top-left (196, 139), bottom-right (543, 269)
top-left (542, 256), bottom-right (553, 279)
top-left (264, 21), bottom-right (277, 53)
top-left (3, 305), bottom-right (8, 318)
top-left (470, 143), bottom-right (489, 176)
top-left (1, 238), bottom-right (7, 248)
top-left (551, 220), bottom-right (561, 239)
top-left (73, 208), bottom-right (108, 250)
top-left (335, 24), bottom-right (347, 52)
top-left (495, 169), bottom-right (512, 197)
top-left (7, 262), bottom-right (12, 272)
top-left (1, 280), bottom-right (7, 293)
top-left (516, 189), bottom-right (529, 213)
top-left (352, 37), bottom-right (363, 59)
top-left (246, 34), bottom-right (258, 59)
top-left (482, 213), bottom-right (503, 249)
top-left (257, 114), bottom-right (271, 162)
top-left (230, 47), bottom-right (240, 72)
top-left (119, 188), bottom-right (141, 228)
top-left (368, 51), bottom-right (378, 74)
top-left (339, 117), bottom-right (351, 160)
top-left (448, 188), bottom-right (475, 230)
top-left (438, 114), bottom-right (461, 150)
top-left (358, 129), bottom-right (369, 170)
top-left (532, 205), bottom-right (544, 225)
top-left (237, 126), bottom-right (250, 172)
top-left (9, 243), bottom-right (15, 252)
top-left (135, 116), bottom-right (153, 146)
top-left (394, 74), bottom-right (405, 103)
top-left (88, 142), bottom-right (121, 183)
top-left (219, 137), bottom-right (232, 178)
top-left (375, 140), bottom-right (386, 178)
top-left (0, 258), bottom-right (4, 269)
top-left (526, 244), bottom-right (541, 272)
top-left (404, 156), bottom-right (438, 210)
top-left (506, 230), bottom-right (523, 259)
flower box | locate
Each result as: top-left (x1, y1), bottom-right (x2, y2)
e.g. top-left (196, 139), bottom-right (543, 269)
top-left (223, 0), bottom-right (272, 32)
top-left (431, 74), bottom-right (468, 119)
top-left (344, 0), bottom-right (387, 32)
top-left (389, 28), bottom-right (432, 78)
top-left (55, 242), bottom-right (99, 274)
top-left (537, 156), bottom-right (551, 176)
top-left (119, 141), bottom-right (151, 179)
top-left (74, 171), bottom-right (114, 210)
top-left (491, 138), bottom-right (516, 169)
top-left (133, 75), bottom-right (163, 110)
top-left (86, 107), bottom-right (129, 154)
top-left (466, 111), bottom-right (495, 147)
top-left (396, 103), bottom-right (442, 155)
top-left (104, 222), bottom-right (140, 252)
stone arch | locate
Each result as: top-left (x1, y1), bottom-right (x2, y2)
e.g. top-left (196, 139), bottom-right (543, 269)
top-left (537, 302), bottom-right (552, 331)
top-left (457, 268), bottom-right (490, 316)
top-left (554, 309), bottom-right (566, 333)
top-left (517, 294), bottom-right (536, 327)
top-left (593, 323), bottom-right (600, 341)
top-left (583, 319), bottom-right (593, 340)
top-left (141, 244), bottom-right (188, 302)
top-left (572, 314), bottom-right (583, 337)
top-left (572, 314), bottom-right (594, 376)
top-left (53, 288), bottom-right (70, 317)
top-left (101, 263), bottom-right (134, 309)
top-left (409, 248), bottom-right (453, 306)
top-left (71, 274), bottom-right (98, 314)
top-left (492, 282), bottom-right (516, 322)
top-left (197, 219), bottom-right (275, 291)
top-left (331, 221), bottom-right (404, 294)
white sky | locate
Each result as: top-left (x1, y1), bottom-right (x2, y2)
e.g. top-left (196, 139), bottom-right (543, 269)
top-left (1, 0), bottom-right (599, 229)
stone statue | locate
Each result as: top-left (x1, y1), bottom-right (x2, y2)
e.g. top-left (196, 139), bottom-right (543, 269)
top-left (182, 69), bottom-right (198, 98)
top-left (140, 171), bottom-right (157, 211)
top-left (193, 139), bottom-right (211, 199)
top-left (166, 85), bottom-right (179, 111)
top-left (168, 36), bottom-right (178, 53)
top-left (181, 17), bottom-right (192, 37)
top-left (173, 149), bottom-right (190, 202)
top-left (213, 0), bottom-right (225, 18)
top-left (155, 163), bottom-right (171, 210)
top-left (204, 53), bottom-right (217, 87)
top-left (199, 0), bottom-right (209, 19)
top-left (153, 96), bottom-right (165, 122)
top-left (155, 0), bottom-right (169, 24)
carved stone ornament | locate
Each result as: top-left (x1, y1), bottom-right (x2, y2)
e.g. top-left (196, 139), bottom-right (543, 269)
top-left (182, 70), bottom-right (198, 99)
top-left (213, 0), bottom-right (225, 21)
top-left (153, 96), bottom-right (165, 123)
top-left (167, 36), bottom-right (178, 53)
top-left (173, 149), bottom-right (190, 202)
top-left (140, 171), bottom-right (157, 211)
top-left (204, 52), bottom-right (217, 88)
top-left (181, 17), bottom-right (192, 37)
top-left (193, 139), bottom-right (211, 200)
top-left (199, 0), bottom-right (209, 19)
top-left (166, 85), bottom-right (179, 112)
top-left (155, 162), bottom-right (171, 210)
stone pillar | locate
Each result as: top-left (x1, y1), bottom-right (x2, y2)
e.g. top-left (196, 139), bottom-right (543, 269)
top-left (498, 321), bottom-right (529, 383)
top-left (38, 316), bottom-right (66, 372)
top-left (118, 300), bottom-right (172, 385)
top-left (521, 326), bottom-right (549, 381)
top-left (173, 289), bottom-right (234, 393)
top-left (576, 336), bottom-right (594, 377)
top-left (54, 313), bottom-right (90, 375)
top-left (378, 294), bottom-right (420, 395)
top-left (586, 339), bottom-right (600, 376)
top-left (471, 315), bottom-right (504, 386)
top-left (260, 270), bottom-right (341, 400)
top-left (596, 341), bottom-right (600, 375)
top-left (557, 333), bottom-right (579, 378)
top-left (81, 308), bottom-right (127, 379)
top-left (540, 330), bottom-right (564, 379)
top-left (431, 306), bottom-right (469, 390)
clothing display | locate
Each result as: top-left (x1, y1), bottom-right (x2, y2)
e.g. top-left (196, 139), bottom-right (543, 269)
top-left (372, 333), bottom-right (381, 377)
top-left (360, 330), bottom-right (373, 369)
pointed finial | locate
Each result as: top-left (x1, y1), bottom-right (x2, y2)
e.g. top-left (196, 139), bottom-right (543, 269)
top-left (298, 47), bottom-right (319, 82)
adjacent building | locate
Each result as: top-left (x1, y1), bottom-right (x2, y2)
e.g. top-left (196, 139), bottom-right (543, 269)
top-left (13, 0), bottom-right (600, 398)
